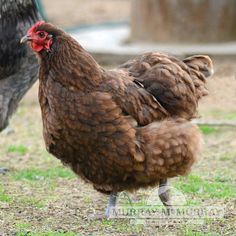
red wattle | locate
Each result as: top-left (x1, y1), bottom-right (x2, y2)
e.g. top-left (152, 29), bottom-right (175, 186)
top-left (31, 42), bottom-right (44, 52)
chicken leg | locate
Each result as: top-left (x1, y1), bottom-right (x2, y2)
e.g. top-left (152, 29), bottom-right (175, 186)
top-left (158, 178), bottom-right (173, 211)
top-left (105, 192), bottom-right (118, 218)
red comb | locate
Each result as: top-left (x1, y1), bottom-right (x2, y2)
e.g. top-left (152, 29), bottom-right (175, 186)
top-left (27, 21), bottom-right (45, 35)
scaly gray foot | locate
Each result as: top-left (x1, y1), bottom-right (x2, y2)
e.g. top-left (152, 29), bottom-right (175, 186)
top-left (158, 179), bottom-right (173, 214)
top-left (105, 192), bottom-right (118, 218)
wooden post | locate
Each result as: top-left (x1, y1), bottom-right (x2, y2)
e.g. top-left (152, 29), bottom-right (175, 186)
top-left (131, 0), bottom-right (236, 43)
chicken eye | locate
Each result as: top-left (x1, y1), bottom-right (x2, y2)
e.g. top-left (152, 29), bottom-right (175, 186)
top-left (38, 32), bottom-right (45, 38)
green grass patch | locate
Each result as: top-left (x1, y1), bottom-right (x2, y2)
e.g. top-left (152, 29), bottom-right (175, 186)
top-left (182, 228), bottom-right (220, 236)
top-left (15, 222), bottom-right (32, 230)
top-left (7, 144), bottom-right (28, 155)
top-left (83, 195), bottom-right (93, 204)
top-left (181, 223), bottom-right (222, 235)
top-left (18, 196), bottom-right (46, 208)
top-left (219, 152), bottom-right (236, 161)
top-left (185, 199), bottom-right (202, 206)
top-left (213, 172), bottom-right (232, 183)
top-left (199, 125), bottom-right (218, 135)
top-left (96, 220), bottom-right (143, 234)
top-left (174, 175), bottom-right (235, 199)
top-left (13, 167), bottom-right (76, 181)
top-left (0, 185), bottom-right (12, 203)
top-left (16, 232), bottom-right (78, 236)
top-left (113, 222), bottom-right (143, 234)
top-left (223, 112), bottom-right (236, 120)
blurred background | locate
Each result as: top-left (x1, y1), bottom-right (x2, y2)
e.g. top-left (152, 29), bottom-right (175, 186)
top-left (42, 0), bottom-right (131, 28)
top-left (42, 0), bottom-right (236, 43)
top-left (0, 0), bottom-right (235, 235)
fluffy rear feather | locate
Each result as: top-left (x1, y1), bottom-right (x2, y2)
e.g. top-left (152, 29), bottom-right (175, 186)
top-left (139, 119), bottom-right (202, 179)
top-left (183, 55), bottom-right (214, 78)
top-left (119, 52), bottom-right (213, 119)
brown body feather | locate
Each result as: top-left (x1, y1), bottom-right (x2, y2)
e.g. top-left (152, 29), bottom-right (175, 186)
top-left (33, 23), bottom-right (213, 194)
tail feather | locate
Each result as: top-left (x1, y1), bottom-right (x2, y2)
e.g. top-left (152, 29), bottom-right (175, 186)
top-left (183, 55), bottom-right (214, 78)
top-left (139, 119), bottom-right (202, 179)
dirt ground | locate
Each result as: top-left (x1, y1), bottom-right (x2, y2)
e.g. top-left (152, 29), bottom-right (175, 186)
top-left (0, 1), bottom-right (235, 235)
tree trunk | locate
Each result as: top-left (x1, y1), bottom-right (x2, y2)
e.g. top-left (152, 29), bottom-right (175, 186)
top-left (131, 0), bottom-right (236, 43)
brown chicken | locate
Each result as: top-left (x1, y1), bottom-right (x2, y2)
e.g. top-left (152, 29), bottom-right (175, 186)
top-left (21, 22), bottom-right (213, 218)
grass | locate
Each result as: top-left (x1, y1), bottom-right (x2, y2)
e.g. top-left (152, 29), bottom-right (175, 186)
top-left (0, 184), bottom-right (12, 203)
top-left (7, 144), bottom-right (28, 155)
top-left (175, 175), bottom-right (235, 199)
top-left (181, 228), bottom-right (221, 236)
top-left (219, 152), bottom-right (236, 161)
top-left (96, 220), bottom-right (143, 234)
top-left (13, 167), bottom-right (76, 181)
top-left (0, 82), bottom-right (236, 235)
top-left (17, 196), bottom-right (46, 208)
top-left (15, 222), bottom-right (32, 230)
top-left (199, 125), bottom-right (219, 135)
top-left (16, 232), bottom-right (78, 236)
top-left (223, 112), bottom-right (236, 120)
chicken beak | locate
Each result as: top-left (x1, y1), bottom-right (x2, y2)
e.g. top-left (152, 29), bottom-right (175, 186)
top-left (20, 35), bottom-right (31, 44)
